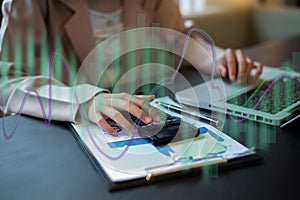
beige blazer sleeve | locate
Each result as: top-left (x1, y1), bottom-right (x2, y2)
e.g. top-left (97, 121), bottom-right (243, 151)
top-left (0, 63), bottom-right (105, 122)
top-left (0, 0), bottom-right (189, 122)
top-left (0, 0), bottom-right (106, 122)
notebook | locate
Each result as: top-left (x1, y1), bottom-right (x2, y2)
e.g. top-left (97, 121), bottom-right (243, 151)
top-left (175, 66), bottom-right (300, 126)
top-left (70, 97), bottom-right (261, 191)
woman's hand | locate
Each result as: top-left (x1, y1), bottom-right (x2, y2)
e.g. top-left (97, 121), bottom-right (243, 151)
top-left (87, 93), bottom-right (160, 136)
top-left (217, 48), bottom-right (263, 84)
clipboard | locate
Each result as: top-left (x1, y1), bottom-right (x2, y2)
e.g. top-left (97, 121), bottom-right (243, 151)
top-left (70, 123), bottom-right (263, 191)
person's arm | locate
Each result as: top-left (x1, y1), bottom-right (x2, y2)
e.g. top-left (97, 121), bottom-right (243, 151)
top-left (154, 0), bottom-right (263, 84)
top-left (0, 63), bottom-right (106, 122)
top-left (0, 0), bottom-right (105, 122)
top-left (0, 0), bottom-right (159, 135)
top-left (186, 33), bottom-right (263, 84)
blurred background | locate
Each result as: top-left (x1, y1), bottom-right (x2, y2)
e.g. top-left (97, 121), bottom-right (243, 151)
top-left (178, 0), bottom-right (300, 48)
top-left (0, 0), bottom-right (298, 49)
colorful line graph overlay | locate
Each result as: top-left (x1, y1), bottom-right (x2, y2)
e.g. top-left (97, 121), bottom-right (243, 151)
top-left (0, 27), bottom-right (299, 161)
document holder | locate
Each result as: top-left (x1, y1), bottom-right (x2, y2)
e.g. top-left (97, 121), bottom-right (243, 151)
top-left (70, 124), bottom-right (263, 191)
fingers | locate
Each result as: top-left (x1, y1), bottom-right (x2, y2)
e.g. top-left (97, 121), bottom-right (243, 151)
top-left (115, 93), bottom-right (159, 123)
top-left (218, 64), bottom-right (227, 77)
top-left (245, 57), bottom-right (263, 79)
top-left (129, 94), bottom-right (155, 107)
top-left (222, 48), bottom-right (263, 84)
top-left (225, 48), bottom-right (237, 81)
top-left (254, 61), bottom-right (263, 78)
top-left (139, 97), bottom-right (161, 122)
top-left (235, 49), bottom-right (248, 84)
top-left (148, 106), bottom-right (161, 122)
top-left (90, 93), bottom-right (160, 134)
top-left (102, 106), bottom-right (134, 132)
top-left (246, 57), bottom-right (254, 76)
top-left (88, 100), bottom-right (118, 136)
top-left (97, 117), bottom-right (118, 136)
top-left (128, 103), bottom-right (152, 124)
top-left (136, 104), bottom-right (161, 123)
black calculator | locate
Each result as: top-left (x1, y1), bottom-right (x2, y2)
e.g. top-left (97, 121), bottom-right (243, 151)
top-left (122, 109), bottom-right (201, 146)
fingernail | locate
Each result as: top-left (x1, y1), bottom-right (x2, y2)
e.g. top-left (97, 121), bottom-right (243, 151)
top-left (136, 95), bottom-right (144, 99)
top-left (222, 69), bottom-right (226, 77)
top-left (107, 128), bottom-right (117, 136)
top-left (155, 116), bottom-right (161, 122)
top-left (145, 116), bottom-right (152, 123)
top-left (112, 131), bottom-right (118, 136)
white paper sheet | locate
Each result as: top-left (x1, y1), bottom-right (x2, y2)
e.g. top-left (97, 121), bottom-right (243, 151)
top-left (71, 97), bottom-right (254, 182)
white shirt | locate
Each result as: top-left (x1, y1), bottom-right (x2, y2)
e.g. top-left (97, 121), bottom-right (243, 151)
top-left (88, 8), bottom-right (124, 88)
top-left (88, 8), bottom-right (123, 43)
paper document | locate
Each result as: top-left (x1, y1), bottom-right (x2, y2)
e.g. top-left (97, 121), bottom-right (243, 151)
top-left (71, 97), bottom-right (255, 182)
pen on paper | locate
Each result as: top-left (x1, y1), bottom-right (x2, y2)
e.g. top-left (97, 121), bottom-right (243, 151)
top-left (145, 155), bottom-right (227, 181)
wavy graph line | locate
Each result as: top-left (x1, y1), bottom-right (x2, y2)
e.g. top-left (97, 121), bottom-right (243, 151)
top-left (1, 52), bottom-right (72, 139)
top-left (228, 73), bottom-right (300, 122)
top-left (1, 28), bottom-right (300, 161)
top-left (242, 66), bottom-right (296, 106)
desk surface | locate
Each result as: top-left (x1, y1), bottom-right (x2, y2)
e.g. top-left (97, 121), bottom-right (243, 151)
top-left (1, 36), bottom-right (300, 200)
